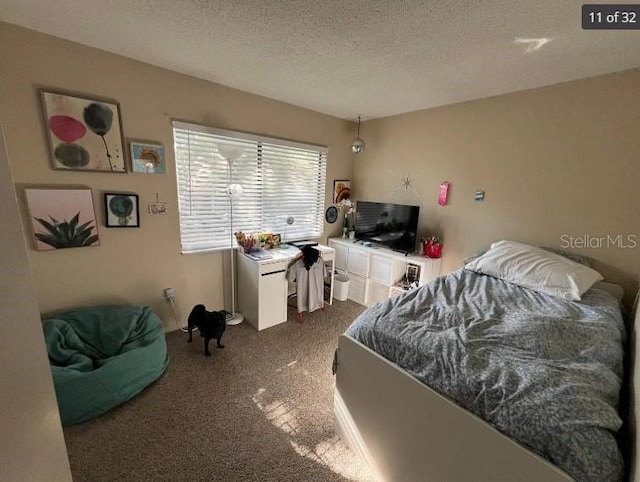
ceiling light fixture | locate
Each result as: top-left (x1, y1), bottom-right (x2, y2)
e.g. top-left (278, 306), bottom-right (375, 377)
top-left (514, 37), bottom-right (552, 53)
top-left (351, 116), bottom-right (365, 155)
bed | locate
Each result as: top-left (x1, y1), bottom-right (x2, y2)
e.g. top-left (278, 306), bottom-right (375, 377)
top-left (333, 241), bottom-right (636, 482)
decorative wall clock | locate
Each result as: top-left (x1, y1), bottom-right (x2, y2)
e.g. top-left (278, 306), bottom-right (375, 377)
top-left (325, 206), bottom-right (338, 223)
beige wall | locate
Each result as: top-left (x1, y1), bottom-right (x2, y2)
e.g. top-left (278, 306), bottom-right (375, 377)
top-left (355, 69), bottom-right (640, 306)
top-left (0, 127), bottom-right (72, 481)
top-left (0, 22), bottom-right (354, 329)
top-left (1, 20), bottom-right (637, 318)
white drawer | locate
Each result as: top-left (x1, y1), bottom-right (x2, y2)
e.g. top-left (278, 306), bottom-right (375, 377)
top-left (347, 249), bottom-right (369, 278)
top-left (367, 280), bottom-right (390, 306)
top-left (347, 275), bottom-right (366, 305)
top-left (369, 253), bottom-right (393, 285)
top-left (420, 258), bottom-right (442, 285)
top-left (259, 261), bottom-right (287, 276)
top-left (334, 244), bottom-right (348, 271)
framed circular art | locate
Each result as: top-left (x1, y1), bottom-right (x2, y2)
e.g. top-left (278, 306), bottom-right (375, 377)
top-left (325, 206), bottom-right (338, 224)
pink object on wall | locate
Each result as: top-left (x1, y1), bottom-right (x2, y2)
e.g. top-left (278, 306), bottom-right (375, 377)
top-left (438, 181), bottom-right (450, 206)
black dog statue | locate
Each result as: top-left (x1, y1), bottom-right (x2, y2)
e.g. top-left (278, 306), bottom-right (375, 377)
top-left (187, 304), bottom-right (226, 356)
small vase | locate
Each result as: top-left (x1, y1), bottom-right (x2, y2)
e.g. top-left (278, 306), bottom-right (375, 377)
top-left (342, 227), bottom-right (348, 239)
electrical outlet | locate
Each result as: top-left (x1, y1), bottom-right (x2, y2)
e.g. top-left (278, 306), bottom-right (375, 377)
top-left (164, 288), bottom-right (176, 300)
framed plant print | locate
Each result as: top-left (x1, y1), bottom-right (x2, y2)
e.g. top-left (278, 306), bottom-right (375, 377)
top-left (25, 188), bottom-right (100, 251)
top-left (130, 141), bottom-right (166, 174)
top-left (104, 193), bottom-right (140, 227)
top-left (41, 89), bottom-right (126, 172)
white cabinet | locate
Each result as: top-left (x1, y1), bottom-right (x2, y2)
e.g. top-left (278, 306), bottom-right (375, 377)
top-left (237, 255), bottom-right (288, 331)
top-left (367, 280), bottom-right (391, 305)
top-left (258, 262), bottom-right (288, 328)
top-left (334, 243), bottom-right (348, 272)
top-left (346, 248), bottom-right (369, 278)
top-left (369, 253), bottom-right (393, 284)
top-left (347, 275), bottom-right (367, 305)
top-left (328, 238), bottom-right (442, 307)
top-left (236, 245), bottom-right (336, 330)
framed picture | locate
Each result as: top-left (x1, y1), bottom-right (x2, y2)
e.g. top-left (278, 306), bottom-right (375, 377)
top-left (333, 180), bottom-right (351, 203)
top-left (406, 264), bottom-right (420, 283)
top-left (130, 141), bottom-right (166, 174)
top-left (24, 188), bottom-right (100, 251)
top-left (148, 202), bottom-right (167, 215)
top-left (104, 193), bottom-right (140, 227)
top-left (41, 90), bottom-right (126, 172)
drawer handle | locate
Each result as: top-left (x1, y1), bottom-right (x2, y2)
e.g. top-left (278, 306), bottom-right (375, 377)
top-left (261, 269), bottom-right (285, 276)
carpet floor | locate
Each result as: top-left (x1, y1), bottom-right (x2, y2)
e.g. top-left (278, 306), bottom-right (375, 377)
top-left (63, 300), bottom-right (376, 482)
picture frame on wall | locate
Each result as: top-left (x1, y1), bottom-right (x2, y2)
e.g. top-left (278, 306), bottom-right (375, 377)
top-left (41, 89), bottom-right (127, 172)
top-left (148, 202), bottom-right (167, 215)
top-left (130, 141), bottom-right (166, 174)
top-left (24, 188), bottom-right (100, 251)
top-left (333, 180), bottom-right (351, 203)
top-left (104, 193), bottom-right (140, 228)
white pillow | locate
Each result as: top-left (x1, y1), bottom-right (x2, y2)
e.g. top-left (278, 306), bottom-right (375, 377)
top-left (464, 240), bottom-right (603, 301)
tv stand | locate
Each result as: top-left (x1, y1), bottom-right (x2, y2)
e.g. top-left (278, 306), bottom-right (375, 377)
top-left (328, 238), bottom-right (441, 307)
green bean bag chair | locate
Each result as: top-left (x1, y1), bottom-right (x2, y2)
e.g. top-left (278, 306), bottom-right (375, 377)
top-left (42, 305), bottom-right (169, 426)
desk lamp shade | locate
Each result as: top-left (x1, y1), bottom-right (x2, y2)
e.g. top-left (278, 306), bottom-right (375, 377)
top-left (282, 216), bottom-right (295, 248)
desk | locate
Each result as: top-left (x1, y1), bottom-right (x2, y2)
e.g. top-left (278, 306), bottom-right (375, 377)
top-left (236, 245), bottom-right (335, 331)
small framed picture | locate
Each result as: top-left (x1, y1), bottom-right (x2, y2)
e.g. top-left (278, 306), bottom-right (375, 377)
top-left (333, 180), bottom-right (351, 203)
top-left (406, 264), bottom-right (420, 283)
top-left (41, 89), bottom-right (126, 172)
top-left (130, 141), bottom-right (166, 174)
top-left (104, 193), bottom-right (140, 227)
top-left (148, 202), bottom-right (167, 215)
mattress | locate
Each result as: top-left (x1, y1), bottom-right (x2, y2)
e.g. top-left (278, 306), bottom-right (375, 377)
top-left (345, 269), bottom-right (626, 482)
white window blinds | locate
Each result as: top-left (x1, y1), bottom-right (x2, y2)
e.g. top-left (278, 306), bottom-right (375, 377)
top-left (173, 121), bottom-right (328, 254)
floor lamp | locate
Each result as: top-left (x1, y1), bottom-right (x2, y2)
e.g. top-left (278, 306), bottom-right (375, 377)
top-left (218, 144), bottom-right (244, 326)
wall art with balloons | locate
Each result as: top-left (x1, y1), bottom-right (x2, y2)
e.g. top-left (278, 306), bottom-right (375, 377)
top-left (104, 193), bottom-right (140, 228)
top-left (41, 90), bottom-right (126, 172)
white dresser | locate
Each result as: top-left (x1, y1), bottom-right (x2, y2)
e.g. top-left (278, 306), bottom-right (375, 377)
top-left (328, 238), bottom-right (441, 306)
top-left (236, 245), bottom-right (335, 331)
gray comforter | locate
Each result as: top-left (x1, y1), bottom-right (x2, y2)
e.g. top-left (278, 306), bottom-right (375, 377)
top-left (345, 269), bottom-right (625, 482)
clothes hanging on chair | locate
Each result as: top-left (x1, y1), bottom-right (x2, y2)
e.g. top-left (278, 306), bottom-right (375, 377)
top-left (286, 246), bottom-right (324, 314)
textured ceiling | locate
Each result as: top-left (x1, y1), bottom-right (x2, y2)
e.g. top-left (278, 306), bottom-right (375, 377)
top-left (1, 0), bottom-right (639, 120)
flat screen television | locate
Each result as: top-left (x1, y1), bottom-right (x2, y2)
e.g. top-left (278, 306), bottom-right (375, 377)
top-left (355, 201), bottom-right (420, 254)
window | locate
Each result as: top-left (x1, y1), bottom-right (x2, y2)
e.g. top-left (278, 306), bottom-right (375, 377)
top-left (173, 121), bottom-right (328, 254)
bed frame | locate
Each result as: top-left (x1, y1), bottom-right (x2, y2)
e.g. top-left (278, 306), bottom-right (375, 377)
top-left (334, 294), bottom-right (639, 482)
